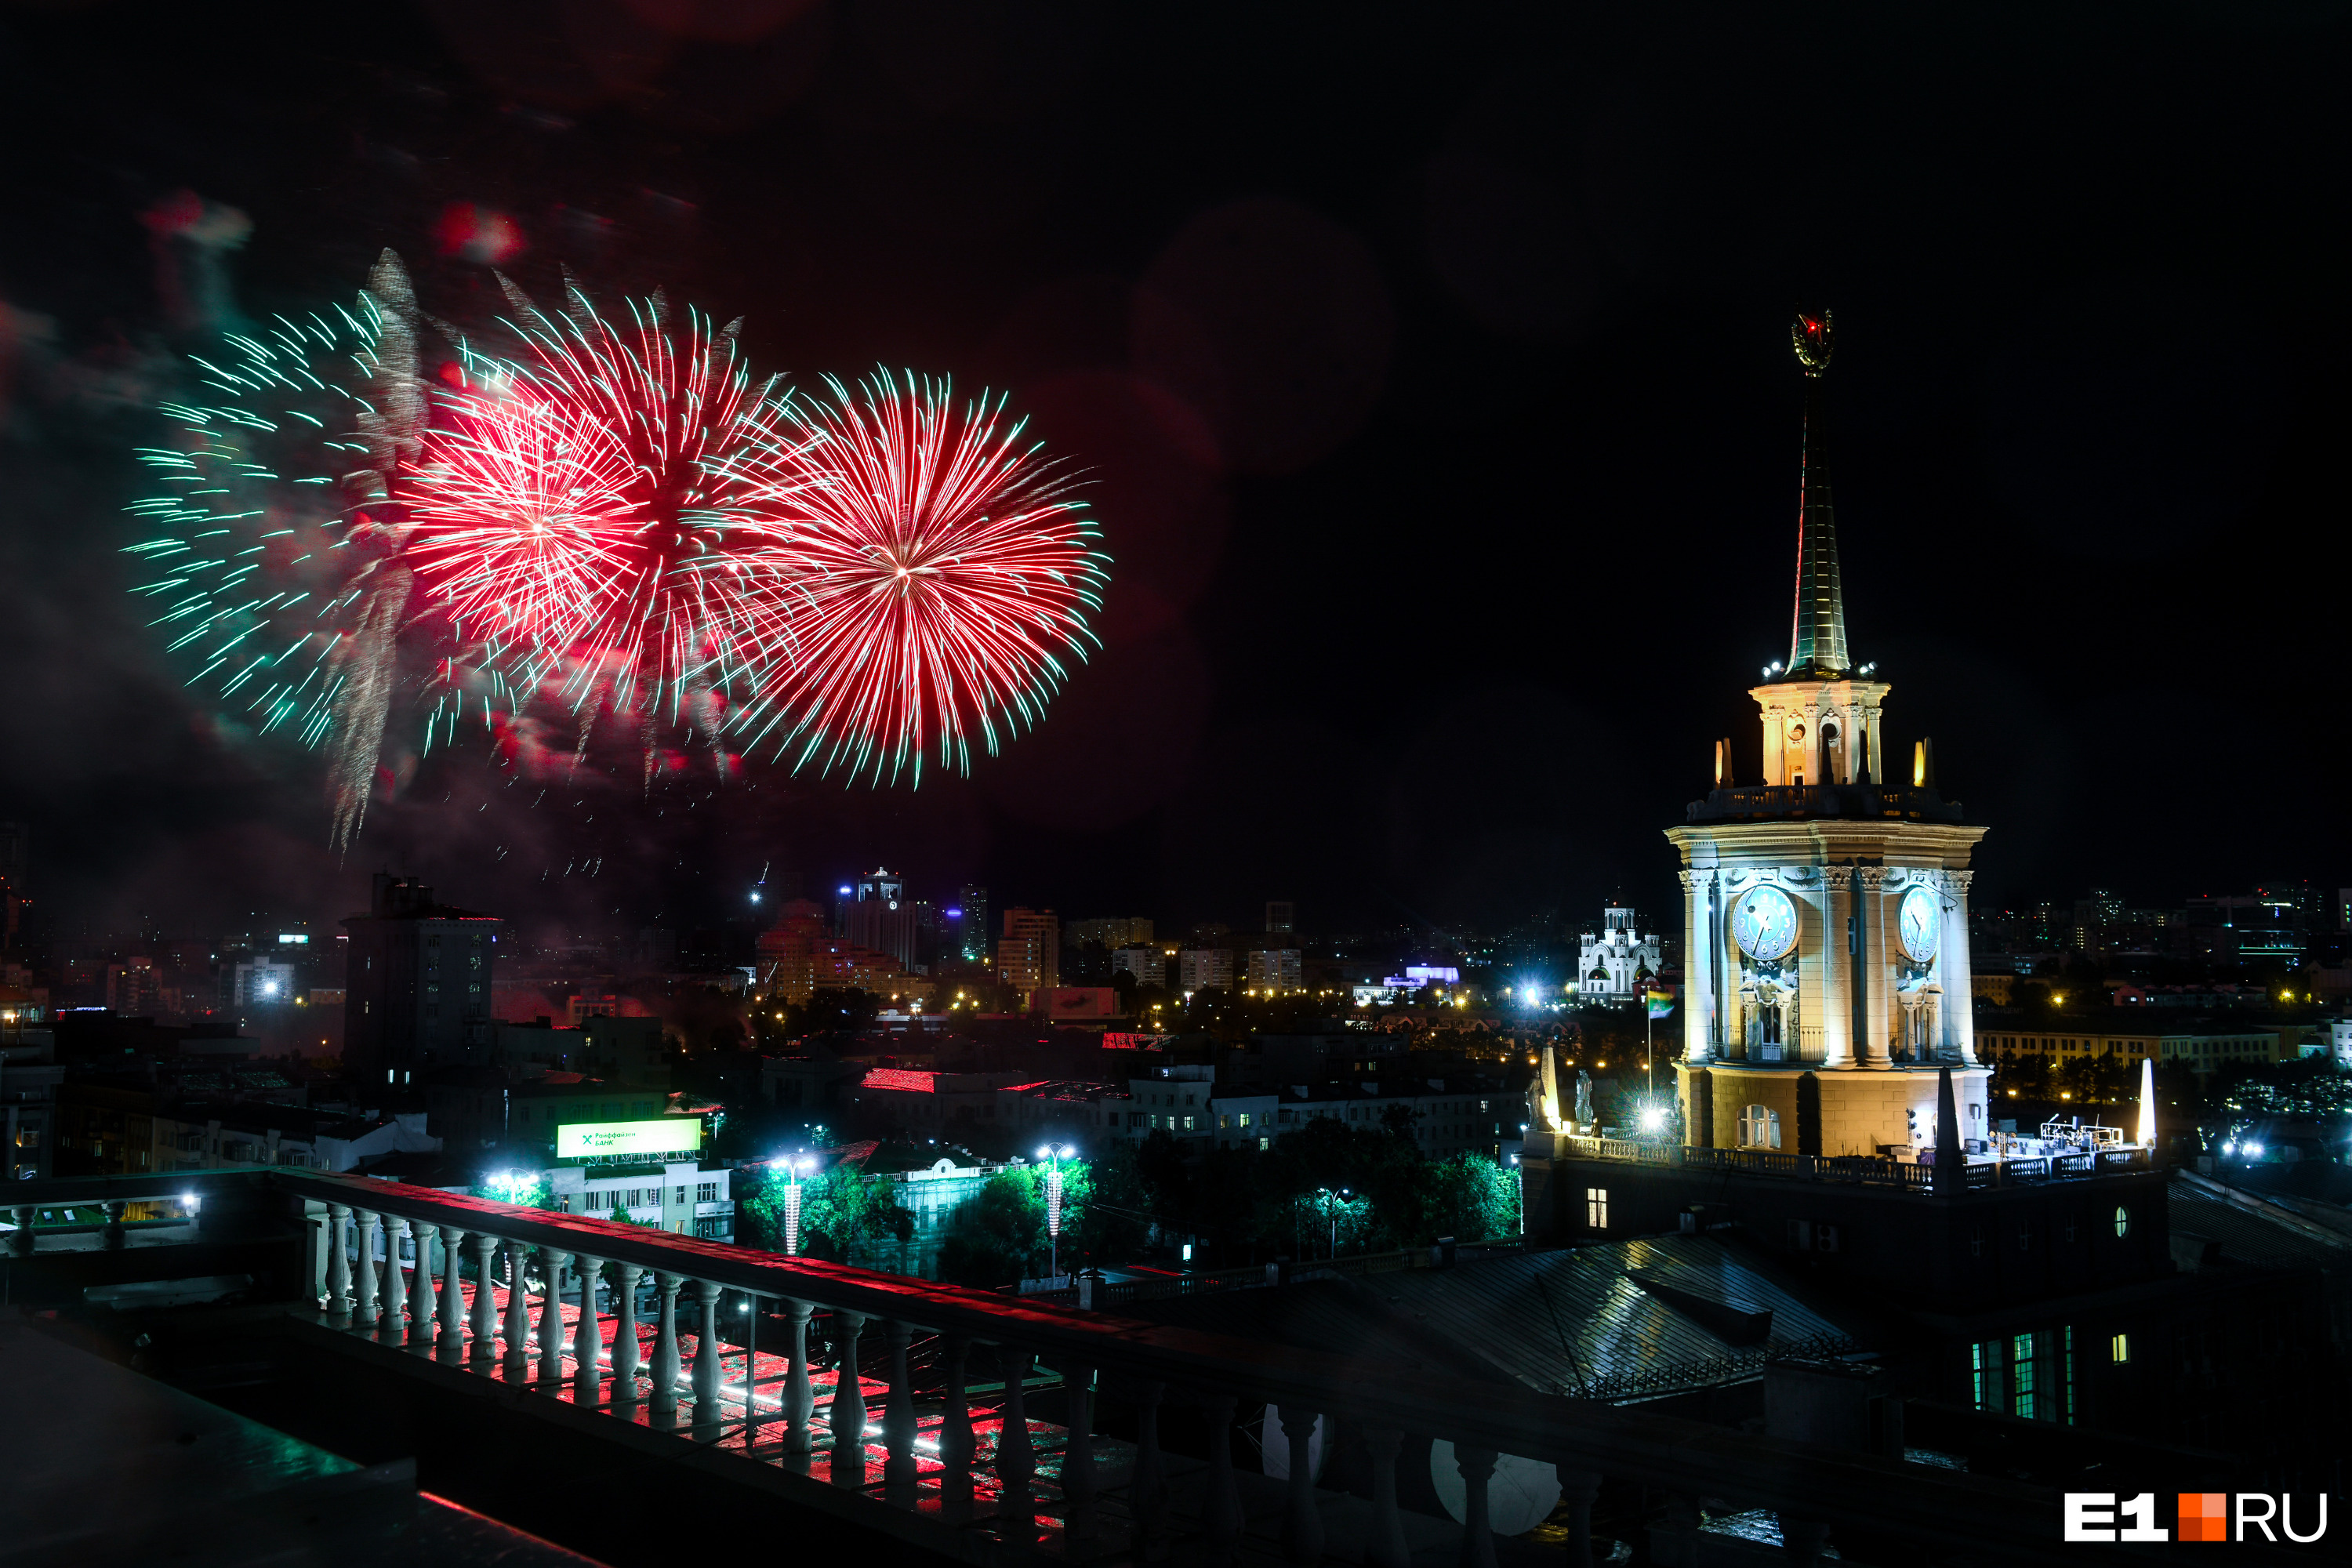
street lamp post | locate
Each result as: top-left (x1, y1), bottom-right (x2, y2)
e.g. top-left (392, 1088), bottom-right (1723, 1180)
top-left (1037, 1143), bottom-right (1075, 1280)
top-left (782, 1155), bottom-right (814, 1257)
top-left (1316, 1186), bottom-right (1352, 1259)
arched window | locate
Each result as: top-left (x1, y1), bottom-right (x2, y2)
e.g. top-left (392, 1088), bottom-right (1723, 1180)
top-left (1739, 1104), bottom-right (1780, 1149)
top-left (2113, 1205), bottom-right (2130, 1239)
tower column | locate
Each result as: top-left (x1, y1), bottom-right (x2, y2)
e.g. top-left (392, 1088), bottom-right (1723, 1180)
top-left (1819, 868), bottom-right (1854, 1069)
top-left (1857, 869), bottom-right (1891, 1068)
top-left (1678, 872), bottom-right (1712, 1063)
top-left (1941, 871), bottom-right (1978, 1065)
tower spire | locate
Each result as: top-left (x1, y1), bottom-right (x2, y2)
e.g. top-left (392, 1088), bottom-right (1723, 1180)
top-left (1788, 310), bottom-right (1849, 679)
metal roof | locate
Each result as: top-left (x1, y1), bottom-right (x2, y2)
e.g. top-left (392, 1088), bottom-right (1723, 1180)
top-left (1130, 1236), bottom-right (1857, 1405)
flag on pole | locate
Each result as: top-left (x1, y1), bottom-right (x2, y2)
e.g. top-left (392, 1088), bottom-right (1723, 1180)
top-left (1645, 986), bottom-right (1677, 1020)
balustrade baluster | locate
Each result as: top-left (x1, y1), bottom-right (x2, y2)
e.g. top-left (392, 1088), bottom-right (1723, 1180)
top-left (1199, 1394), bottom-right (1242, 1564)
top-left (324, 1204), bottom-right (352, 1325)
top-left (500, 1241), bottom-right (531, 1374)
top-left (829, 1311), bottom-right (869, 1485)
top-left (1364, 1426), bottom-right (1409, 1568)
top-left (1129, 1379), bottom-right (1170, 1563)
top-left (535, 1248), bottom-right (569, 1381)
top-left (1279, 1405), bottom-right (1324, 1563)
top-left (101, 1199), bottom-right (126, 1250)
top-left (405, 1218), bottom-right (437, 1349)
top-left (1555, 1466), bottom-right (1601, 1568)
top-left (572, 1254), bottom-right (605, 1403)
top-left (610, 1262), bottom-right (644, 1403)
top-left (994, 1346), bottom-right (1035, 1530)
top-left (937, 1334), bottom-right (975, 1519)
top-left (378, 1217), bottom-right (406, 1341)
top-left (882, 1320), bottom-right (917, 1495)
top-left (350, 1210), bottom-right (379, 1328)
top-left (782, 1300), bottom-right (815, 1455)
top-left (437, 1225), bottom-right (466, 1358)
top-left (649, 1273), bottom-right (684, 1422)
top-left (689, 1279), bottom-right (722, 1431)
top-left (1454, 1445), bottom-right (1499, 1568)
top-left (466, 1233), bottom-right (497, 1360)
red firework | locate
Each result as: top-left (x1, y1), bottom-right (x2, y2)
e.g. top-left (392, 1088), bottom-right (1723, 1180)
top-left (746, 370), bottom-right (1108, 783)
top-left (401, 288), bottom-right (802, 743)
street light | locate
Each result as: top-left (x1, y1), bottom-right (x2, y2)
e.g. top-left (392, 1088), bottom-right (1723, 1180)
top-left (1037, 1144), bottom-right (1076, 1279)
top-left (1315, 1186), bottom-right (1352, 1259)
top-left (782, 1155), bottom-right (815, 1257)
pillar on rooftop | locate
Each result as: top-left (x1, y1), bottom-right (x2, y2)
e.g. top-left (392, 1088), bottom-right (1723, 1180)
top-left (689, 1279), bottom-right (722, 1430)
top-left (535, 1248), bottom-right (570, 1381)
top-left (404, 1218), bottom-right (437, 1348)
top-left (1454, 1445), bottom-right (1499, 1568)
top-left (1364, 1426), bottom-right (1410, 1568)
top-left (350, 1209), bottom-right (380, 1327)
top-left (782, 1299), bottom-right (815, 1454)
top-left (499, 1240), bottom-right (531, 1372)
top-left (1279, 1405), bottom-right (1325, 1564)
top-left (572, 1254), bottom-right (605, 1403)
top-left (610, 1262), bottom-right (644, 1402)
top-left (437, 1224), bottom-right (466, 1357)
top-left (649, 1272), bottom-right (684, 1421)
top-left (828, 1312), bottom-right (869, 1485)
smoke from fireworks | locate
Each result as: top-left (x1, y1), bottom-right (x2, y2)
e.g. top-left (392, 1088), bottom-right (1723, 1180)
top-left (126, 249), bottom-right (425, 848)
top-left (746, 369), bottom-right (1108, 784)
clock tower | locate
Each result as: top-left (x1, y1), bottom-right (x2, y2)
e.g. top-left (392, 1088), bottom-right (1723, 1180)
top-left (1668, 313), bottom-right (1991, 1160)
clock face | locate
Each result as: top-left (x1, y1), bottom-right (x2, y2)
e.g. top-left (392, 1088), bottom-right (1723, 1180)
top-left (1731, 887), bottom-right (1798, 962)
top-left (1898, 885), bottom-right (1940, 964)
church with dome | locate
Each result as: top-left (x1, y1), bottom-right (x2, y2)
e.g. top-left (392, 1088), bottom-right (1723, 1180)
top-left (1666, 311), bottom-right (1991, 1160)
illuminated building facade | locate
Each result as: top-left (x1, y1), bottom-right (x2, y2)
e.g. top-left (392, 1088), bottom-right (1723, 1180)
top-left (341, 875), bottom-right (503, 1087)
top-left (1576, 907), bottom-right (1661, 999)
top-left (1669, 314), bottom-right (1991, 1159)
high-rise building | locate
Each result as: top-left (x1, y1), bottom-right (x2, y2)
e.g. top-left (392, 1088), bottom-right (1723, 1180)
top-left (104, 957), bottom-right (162, 1016)
top-left (0, 821), bottom-right (27, 953)
top-left (1178, 949), bottom-right (1236, 993)
top-left (1265, 901), bottom-right (1294, 935)
top-left (844, 867), bottom-right (920, 971)
top-left (1671, 314), bottom-right (1990, 1157)
top-left (957, 885), bottom-right (989, 963)
top-left (231, 956), bottom-right (300, 1011)
top-left (342, 875), bottom-right (504, 1087)
top-left (996, 907), bottom-right (1059, 999)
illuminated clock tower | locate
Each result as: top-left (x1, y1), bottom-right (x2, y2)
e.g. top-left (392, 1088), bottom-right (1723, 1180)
top-left (1668, 313), bottom-right (1991, 1160)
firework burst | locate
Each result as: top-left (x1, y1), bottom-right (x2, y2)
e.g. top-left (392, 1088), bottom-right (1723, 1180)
top-left (403, 281), bottom-right (808, 786)
top-left (125, 250), bottom-right (425, 847)
top-left (745, 369), bottom-right (1109, 784)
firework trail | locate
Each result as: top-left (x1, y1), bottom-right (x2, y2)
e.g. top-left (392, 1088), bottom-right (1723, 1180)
top-left (402, 278), bottom-right (807, 788)
top-left (745, 369), bottom-right (1109, 785)
top-left (125, 249), bottom-right (424, 848)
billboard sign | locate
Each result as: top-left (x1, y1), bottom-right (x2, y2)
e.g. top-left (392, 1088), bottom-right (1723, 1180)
top-left (557, 1119), bottom-right (700, 1159)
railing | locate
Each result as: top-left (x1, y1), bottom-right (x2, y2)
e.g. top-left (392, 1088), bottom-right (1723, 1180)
top-left (1, 1167), bottom-right (2114, 1567)
top-left (1685, 783), bottom-right (1965, 824)
top-left (1563, 1142), bottom-right (2150, 1193)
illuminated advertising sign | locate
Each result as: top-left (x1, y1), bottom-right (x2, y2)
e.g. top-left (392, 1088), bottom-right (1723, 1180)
top-left (557, 1120), bottom-right (700, 1159)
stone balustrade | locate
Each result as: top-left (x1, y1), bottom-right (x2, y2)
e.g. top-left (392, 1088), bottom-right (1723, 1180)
top-left (3, 1166), bottom-right (2098, 1566)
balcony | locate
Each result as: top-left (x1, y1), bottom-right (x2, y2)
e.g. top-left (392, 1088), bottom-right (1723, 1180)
top-left (1, 1167), bottom-right (2107, 1566)
top-left (1685, 785), bottom-right (1963, 825)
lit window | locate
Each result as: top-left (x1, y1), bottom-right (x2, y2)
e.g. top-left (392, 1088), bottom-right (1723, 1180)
top-left (1585, 1187), bottom-right (1609, 1229)
top-left (2114, 1205), bottom-right (2130, 1238)
top-left (1739, 1104), bottom-right (1781, 1149)
top-left (2111, 1333), bottom-right (2129, 1363)
top-left (2012, 1331), bottom-right (2037, 1420)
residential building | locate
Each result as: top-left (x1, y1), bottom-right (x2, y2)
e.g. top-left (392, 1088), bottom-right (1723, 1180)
top-left (997, 907), bottom-right (1059, 1000)
top-left (1178, 948), bottom-right (1235, 994)
top-left (844, 867), bottom-right (923, 971)
top-left (1245, 949), bottom-right (1302, 993)
top-left (1065, 917), bottom-right (1154, 949)
top-left (1265, 901), bottom-right (1294, 935)
top-left (757, 897), bottom-right (906, 1004)
top-left (341, 874), bottom-right (503, 1087)
top-left (1112, 946), bottom-right (1166, 987)
top-left (1, 1036), bottom-right (59, 1179)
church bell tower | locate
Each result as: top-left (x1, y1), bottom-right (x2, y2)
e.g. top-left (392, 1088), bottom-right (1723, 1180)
top-left (1668, 313), bottom-right (1991, 1160)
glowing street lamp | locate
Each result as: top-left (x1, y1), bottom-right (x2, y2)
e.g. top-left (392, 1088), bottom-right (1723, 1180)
top-left (782, 1155), bottom-right (815, 1257)
top-left (1037, 1144), bottom-right (1076, 1279)
top-left (1315, 1186), bottom-right (1352, 1259)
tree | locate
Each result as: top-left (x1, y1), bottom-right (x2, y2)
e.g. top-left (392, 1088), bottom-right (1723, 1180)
top-left (936, 1169), bottom-right (1048, 1286)
top-left (737, 1164), bottom-right (912, 1258)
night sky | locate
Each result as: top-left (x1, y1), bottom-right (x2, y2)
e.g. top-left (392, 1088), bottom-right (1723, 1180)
top-left (2, 3), bottom-right (2346, 944)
